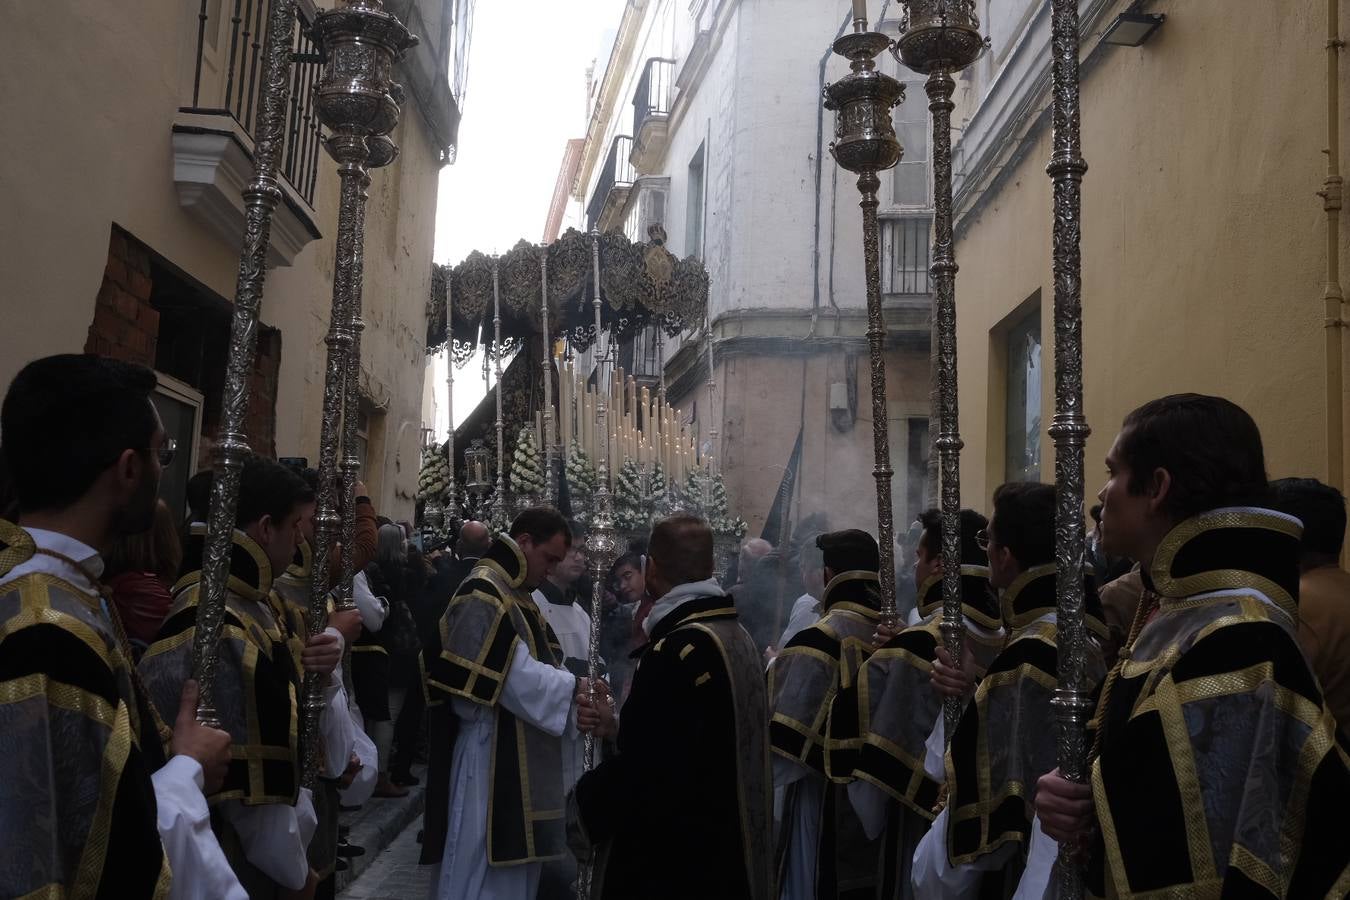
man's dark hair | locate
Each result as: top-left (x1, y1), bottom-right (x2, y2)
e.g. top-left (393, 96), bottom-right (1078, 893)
top-left (918, 508), bottom-right (989, 566)
top-left (236, 454), bottom-right (315, 529)
top-left (186, 469), bottom-right (214, 522)
top-left (1271, 477), bottom-right (1347, 560)
top-left (510, 507), bottom-right (572, 548)
top-left (649, 514), bottom-right (714, 585)
top-left (2, 354), bottom-right (159, 512)
top-left (990, 482), bottom-right (1056, 570)
top-left (610, 551), bottom-right (643, 579)
top-left (1118, 394), bottom-right (1268, 521)
top-left (816, 528), bottom-right (880, 574)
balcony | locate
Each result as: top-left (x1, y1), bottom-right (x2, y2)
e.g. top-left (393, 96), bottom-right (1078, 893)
top-left (630, 57), bottom-right (675, 173)
top-left (586, 135), bottom-right (636, 232)
top-left (172, 0), bottom-right (324, 267)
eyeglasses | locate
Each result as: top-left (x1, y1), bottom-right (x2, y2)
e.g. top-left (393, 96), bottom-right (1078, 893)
top-left (156, 438), bottom-right (178, 467)
top-left (975, 529), bottom-right (991, 551)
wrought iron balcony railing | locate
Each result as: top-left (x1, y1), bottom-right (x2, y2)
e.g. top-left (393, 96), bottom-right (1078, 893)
top-left (185, 0), bottom-right (324, 206)
top-left (632, 57), bottom-right (676, 137)
top-left (586, 134), bottom-right (636, 230)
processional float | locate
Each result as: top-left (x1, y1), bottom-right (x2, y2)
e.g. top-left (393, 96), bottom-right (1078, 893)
top-left (188, 0), bottom-right (417, 789)
top-left (423, 227), bottom-right (718, 897)
top-left (827, 0), bottom-right (1093, 894)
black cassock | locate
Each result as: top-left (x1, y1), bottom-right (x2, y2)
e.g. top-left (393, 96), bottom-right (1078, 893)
top-left (572, 593), bottom-right (774, 900)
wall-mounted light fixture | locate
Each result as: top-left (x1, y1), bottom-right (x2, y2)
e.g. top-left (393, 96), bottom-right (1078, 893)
top-left (1101, 12), bottom-right (1165, 47)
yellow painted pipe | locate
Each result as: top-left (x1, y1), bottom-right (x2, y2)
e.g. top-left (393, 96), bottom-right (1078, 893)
top-left (1322, 0), bottom-right (1345, 491)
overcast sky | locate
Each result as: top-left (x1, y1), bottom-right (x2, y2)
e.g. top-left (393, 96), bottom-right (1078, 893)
top-left (428, 0), bottom-right (626, 433)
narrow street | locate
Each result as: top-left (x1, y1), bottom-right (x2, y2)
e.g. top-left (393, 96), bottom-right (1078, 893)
top-left (338, 819), bottom-right (431, 900)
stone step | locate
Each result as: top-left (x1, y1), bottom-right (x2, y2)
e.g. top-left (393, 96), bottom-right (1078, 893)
top-left (334, 766), bottom-right (427, 894)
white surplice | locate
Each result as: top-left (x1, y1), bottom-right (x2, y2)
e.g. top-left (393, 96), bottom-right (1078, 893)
top-left (0, 527), bottom-right (248, 900)
top-left (431, 640), bottom-right (575, 900)
top-left (533, 588), bottom-right (596, 793)
top-left (218, 672), bottom-right (353, 890)
top-left (775, 757), bottom-right (824, 900)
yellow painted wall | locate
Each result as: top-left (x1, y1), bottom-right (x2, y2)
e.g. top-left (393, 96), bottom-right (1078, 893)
top-left (953, 0), bottom-right (1347, 512)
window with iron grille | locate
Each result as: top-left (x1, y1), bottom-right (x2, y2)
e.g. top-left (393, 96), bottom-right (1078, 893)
top-left (881, 216), bottom-right (932, 296)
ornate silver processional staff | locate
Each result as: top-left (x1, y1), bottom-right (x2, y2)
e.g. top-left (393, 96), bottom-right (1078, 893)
top-left (303, 0), bottom-right (415, 787)
top-left (1046, 0), bottom-right (1092, 894)
top-left (896, 0), bottom-right (987, 736)
top-left (192, 0), bottom-right (300, 727)
top-left (579, 230), bottom-right (621, 899)
top-left (824, 2), bottom-right (904, 623)
top-left (339, 134), bottom-right (399, 611)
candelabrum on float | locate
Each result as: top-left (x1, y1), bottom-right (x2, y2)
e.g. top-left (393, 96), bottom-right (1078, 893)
top-left (823, 1), bottom-right (904, 627)
top-left (895, 0), bottom-right (988, 738)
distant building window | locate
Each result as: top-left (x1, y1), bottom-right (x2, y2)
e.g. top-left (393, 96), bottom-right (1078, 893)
top-left (1004, 307), bottom-right (1042, 482)
top-left (892, 74), bottom-right (930, 208)
top-left (881, 216), bottom-right (932, 295)
top-left (906, 416), bottom-right (930, 525)
top-left (686, 143), bottom-right (705, 259)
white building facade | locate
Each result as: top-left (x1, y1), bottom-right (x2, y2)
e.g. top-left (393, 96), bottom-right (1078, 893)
top-left (574, 0), bottom-right (939, 540)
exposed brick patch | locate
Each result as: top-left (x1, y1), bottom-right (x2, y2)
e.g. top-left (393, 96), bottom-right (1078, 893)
top-left (84, 224), bottom-right (281, 461)
top-left (84, 225), bottom-right (157, 367)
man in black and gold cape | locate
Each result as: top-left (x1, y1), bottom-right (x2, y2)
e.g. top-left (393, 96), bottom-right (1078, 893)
top-left (423, 508), bottom-right (581, 900)
top-left (141, 455), bottom-right (353, 898)
top-left (270, 467), bottom-right (365, 900)
top-left (1036, 394), bottom-right (1350, 898)
top-left (829, 508), bottom-right (999, 900)
top-left (770, 529), bottom-right (887, 900)
top-left (913, 483), bottom-right (1106, 899)
top-left (0, 353), bottom-right (241, 899)
top-left (570, 514), bottom-right (773, 900)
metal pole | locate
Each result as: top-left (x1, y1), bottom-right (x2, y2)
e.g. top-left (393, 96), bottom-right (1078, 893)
top-left (857, 171), bottom-right (898, 622)
top-left (337, 135), bottom-right (397, 610)
top-left (578, 230), bottom-right (620, 900)
top-left (192, 0), bottom-right (298, 727)
top-left (540, 245), bottom-right (557, 506)
top-left (928, 67), bottom-right (965, 735)
top-left (492, 258), bottom-right (506, 529)
top-left (1046, 0), bottom-right (1091, 894)
top-left (302, 132), bottom-right (367, 785)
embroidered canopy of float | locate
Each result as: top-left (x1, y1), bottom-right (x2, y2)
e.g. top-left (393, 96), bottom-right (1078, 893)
top-left (424, 226), bottom-right (710, 360)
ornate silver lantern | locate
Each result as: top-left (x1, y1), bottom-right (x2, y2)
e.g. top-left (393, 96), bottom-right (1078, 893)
top-left (895, 0), bottom-right (987, 737)
top-left (823, 11), bottom-right (905, 624)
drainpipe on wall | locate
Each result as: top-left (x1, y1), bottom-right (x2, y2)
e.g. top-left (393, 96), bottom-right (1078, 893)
top-left (1320, 0), bottom-right (1345, 491)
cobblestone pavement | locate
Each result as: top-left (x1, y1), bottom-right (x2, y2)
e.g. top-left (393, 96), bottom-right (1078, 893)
top-left (337, 818), bottom-right (432, 899)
